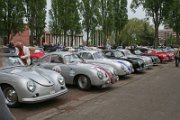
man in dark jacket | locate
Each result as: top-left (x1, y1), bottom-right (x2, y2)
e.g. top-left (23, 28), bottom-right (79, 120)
top-left (0, 48), bottom-right (16, 120)
top-left (174, 46), bottom-right (180, 67)
top-left (0, 88), bottom-right (16, 120)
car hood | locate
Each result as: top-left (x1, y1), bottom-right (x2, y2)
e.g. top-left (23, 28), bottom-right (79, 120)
top-left (10, 67), bottom-right (54, 86)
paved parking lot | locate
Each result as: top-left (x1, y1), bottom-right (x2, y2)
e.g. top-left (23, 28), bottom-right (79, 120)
top-left (11, 62), bottom-right (180, 120)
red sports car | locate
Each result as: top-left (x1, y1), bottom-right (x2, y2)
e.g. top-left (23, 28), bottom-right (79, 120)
top-left (144, 49), bottom-right (169, 63)
top-left (154, 49), bottom-right (175, 61)
top-left (29, 47), bottom-right (45, 63)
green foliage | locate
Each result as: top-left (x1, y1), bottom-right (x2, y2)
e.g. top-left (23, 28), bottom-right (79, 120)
top-left (49, 0), bottom-right (82, 46)
top-left (164, 0), bottom-right (180, 42)
top-left (119, 18), bottom-right (154, 46)
top-left (25, 0), bottom-right (46, 45)
top-left (0, 0), bottom-right (25, 44)
top-left (131, 0), bottom-right (172, 48)
top-left (80, 0), bottom-right (100, 45)
top-left (114, 0), bottom-right (128, 45)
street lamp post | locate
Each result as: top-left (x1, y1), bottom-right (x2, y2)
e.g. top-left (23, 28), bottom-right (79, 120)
top-left (95, 25), bottom-right (102, 47)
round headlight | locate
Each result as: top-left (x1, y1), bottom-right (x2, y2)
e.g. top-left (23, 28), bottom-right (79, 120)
top-left (58, 76), bottom-right (65, 85)
top-left (97, 71), bottom-right (104, 79)
top-left (27, 81), bottom-right (36, 92)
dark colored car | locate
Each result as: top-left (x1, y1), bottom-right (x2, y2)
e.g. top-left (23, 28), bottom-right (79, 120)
top-left (129, 49), bottom-right (160, 65)
top-left (102, 50), bottom-right (145, 73)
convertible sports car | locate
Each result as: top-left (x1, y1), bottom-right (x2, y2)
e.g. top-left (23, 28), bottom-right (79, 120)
top-left (144, 49), bottom-right (169, 63)
top-left (36, 52), bottom-right (115, 90)
top-left (29, 47), bottom-right (46, 63)
top-left (0, 53), bottom-right (68, 107)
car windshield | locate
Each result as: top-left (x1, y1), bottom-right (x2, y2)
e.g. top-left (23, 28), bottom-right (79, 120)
top-left (93, 52), bottom-right (106, 59)
top-left (162, 49), bottom-right (168, 52)
top-left (1, 57), bottom-right (24, 68)
top-left (114, 51), bottom-right (124, 57)
top-left (147, 50), bottom-right (153, 53)
top-left (123, 50), bottom-right (133, 56)
top-left (155, 49), bottom-right (163, 52)
top-left (64, 54), bottom-right (83, 63)
top-left (134, 50), bottom-right (142, 54)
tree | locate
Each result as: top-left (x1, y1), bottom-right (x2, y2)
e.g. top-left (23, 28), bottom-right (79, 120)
top-left (49, 0), bottom-right (62, 44)
top-left (0, 0), bottom-right (25, 45)
top-left (119, 18), bottom-right (154, 46)
top-left (131, 0), bottom-right (172, 48)
top-left (114, 0), bottom-right (128, 45)
top-left (25, 0), bottom-right (46, 45)
top-left (80, 0), bottom-right (100, 46)
top-left (164, 0), bottom-right (180, 44)
top-left (98, 0), bottom-right (114, 46)
top-left (49, 0), bottom-right (82, 46)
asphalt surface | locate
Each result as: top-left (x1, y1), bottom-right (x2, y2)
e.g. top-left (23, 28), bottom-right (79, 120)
top-left (11, 62), bottom-right (180, 120)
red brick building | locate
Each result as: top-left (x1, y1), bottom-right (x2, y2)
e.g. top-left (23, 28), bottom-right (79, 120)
top-left (11, 25), bottom-right (52, 46)
top-left (11, 25), bottom-right (30, 46)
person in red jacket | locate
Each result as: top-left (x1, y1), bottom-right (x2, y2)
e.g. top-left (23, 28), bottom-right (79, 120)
top-left (15, 42), bottom-right (31, 65)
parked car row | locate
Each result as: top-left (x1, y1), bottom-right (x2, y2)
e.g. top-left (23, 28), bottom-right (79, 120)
top-left (0, 46), bottom-right (175, 107)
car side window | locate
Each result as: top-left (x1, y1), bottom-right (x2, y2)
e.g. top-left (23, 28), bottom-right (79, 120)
top-left (41, 56), bottom-right (51, 63)
top-left (82, 53), bottom-right (93, 59)
top-left (51, 55), bottom-right (63, 63)
top-left (104, 51), bottom-right (111, 57)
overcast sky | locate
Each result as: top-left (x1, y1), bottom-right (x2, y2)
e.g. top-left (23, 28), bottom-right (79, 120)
top-left (127, 0), bottom-right (146, 19)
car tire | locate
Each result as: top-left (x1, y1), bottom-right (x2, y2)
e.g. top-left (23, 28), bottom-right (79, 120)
top-left (77, 75), bottom-right (91, 90)
top-left (3, 86), bottom-right (19, 107)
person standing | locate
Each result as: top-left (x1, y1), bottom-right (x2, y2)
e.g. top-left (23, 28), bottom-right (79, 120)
top-left (0, 88), bottom-right (16, 120)
top-left (174, 46), bottom-right (180, 67)
top-left (0, 46), bottom-right (16, 120)
top-left (15, 42), bottom-right (31, 65)
top-left (8, 41), bottom-right (16, 53)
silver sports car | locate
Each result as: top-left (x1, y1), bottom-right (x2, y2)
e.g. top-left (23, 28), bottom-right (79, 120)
top-left (78, 51), bottom-right (134, 76)
top-left (0, 54), bottom-right (68, 107)
top-left (36, 52), bottom-right (114, 90)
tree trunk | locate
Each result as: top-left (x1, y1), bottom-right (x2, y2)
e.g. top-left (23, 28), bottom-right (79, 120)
top-left (154, 24), bottom-right (159, 48)
top-left (115, 29), bottom-right (118, 45)
top-left (71, 31), bottom-right (74, 47)
top-left (64, 30), bottom-right (66, 47)
top-left (86, 29), bottom-right (89, 46)
top-left (176, 32), bottom-right (180, 44)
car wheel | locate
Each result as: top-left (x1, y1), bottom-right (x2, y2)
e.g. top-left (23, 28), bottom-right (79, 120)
top-left (77, 75), bottom-right (91, 90)
top-left (3, 86), bottom-right (19, 107)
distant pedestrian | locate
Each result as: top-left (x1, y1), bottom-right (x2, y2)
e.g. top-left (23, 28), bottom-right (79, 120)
top-left (174, 46), bottom-right (180, 67)
top-left (15, 42), bottom-right (31, 65)
top-left (8, 41), bottom-right (16, 53)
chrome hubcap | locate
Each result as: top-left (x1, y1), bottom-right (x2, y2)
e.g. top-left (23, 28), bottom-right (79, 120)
top-left (78, 76), bottom-right (88, 88)
top-left (6, 89), bottom-right (17, 103)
